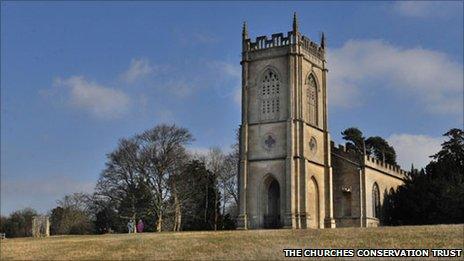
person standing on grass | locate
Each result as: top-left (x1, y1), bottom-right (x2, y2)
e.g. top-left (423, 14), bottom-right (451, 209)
top-left (137, 219), bottom-right (144, 233)
top-left (131, 219), bottom-right (136, 233)
top-left (127, 219), bottom-right (134, 233)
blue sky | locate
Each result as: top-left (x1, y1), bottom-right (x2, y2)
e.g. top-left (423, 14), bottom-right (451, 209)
top-left (1, 1), bottom-right (463, 215)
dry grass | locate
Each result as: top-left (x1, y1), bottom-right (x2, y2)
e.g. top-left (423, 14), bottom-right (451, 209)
top-left (1, 224), bottom-right (463, 260)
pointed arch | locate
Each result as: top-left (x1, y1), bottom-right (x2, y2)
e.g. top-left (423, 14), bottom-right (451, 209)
top-left (389, 187), bottom-right (395, 195)
top-left (306, 73), bottom-right (319, 126)
top-left (372, 182), bottom-right (381, 219)
top-left (259, 68), bottom-right (281, 120)
top-left (307, 176), bottom-right (320, 228)
top-left (261, 173), bottom-right (281, 228)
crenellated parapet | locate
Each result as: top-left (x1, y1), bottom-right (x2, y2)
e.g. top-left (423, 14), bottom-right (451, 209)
top-left (330, 141), bottom-right (407, 179)
top-left (300, 35), bottom-right (325, 60)
top-left (243, 32), bottom-right (325, 59)
top-left (330, 141), bottom-right (360, 164)
top-left (245, 32), bottom-right (294, 51)
top-left (364, 154), bottom-right (407, 179)
top-left (242, 13), bottom-right (325, 60)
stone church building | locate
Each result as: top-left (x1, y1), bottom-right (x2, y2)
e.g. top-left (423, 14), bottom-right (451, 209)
top-left (237, 14), bottom-right (406, 229)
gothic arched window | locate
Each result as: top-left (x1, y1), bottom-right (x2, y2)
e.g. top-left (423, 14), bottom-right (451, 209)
top-left (372, 183), bottom-right (381, 219)
top-left (260, 69), bottom-right (280, 120)
top-left (307, 74), bottom-right (318, 126)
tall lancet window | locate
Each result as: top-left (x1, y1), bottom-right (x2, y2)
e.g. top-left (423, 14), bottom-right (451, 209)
top-left (372, 183), bottom-right (381, 219)
top-left (307, 74), bottom-right (318, 126)
top-left (260, 69), bottom-right (280, 120)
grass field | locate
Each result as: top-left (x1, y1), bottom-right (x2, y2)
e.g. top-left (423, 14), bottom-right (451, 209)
top-left (1, 224), bottom-right (463, 260)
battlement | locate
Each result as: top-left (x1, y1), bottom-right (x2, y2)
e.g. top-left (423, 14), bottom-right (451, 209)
top-left (246, 32), bottom-right (294, 51)
top-left (330, 141), bottom-right (407, 179)
top-left (364, 154), bottom-right (407, 178)
top-left (243, 32), bottom-right (325, 59)
top-left (300, 35), bottom-right (325, 59)
top-left (330, 141), bottom-right (360, 163)
top-left (242, 14), bottom-right (325, 60)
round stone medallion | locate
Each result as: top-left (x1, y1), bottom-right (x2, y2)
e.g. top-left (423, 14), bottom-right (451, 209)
top-left (309, 136), bottom-right (317, 155)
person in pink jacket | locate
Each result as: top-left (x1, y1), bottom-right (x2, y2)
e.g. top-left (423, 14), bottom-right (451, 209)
top-left (136, 219), bottom-right (144, 233)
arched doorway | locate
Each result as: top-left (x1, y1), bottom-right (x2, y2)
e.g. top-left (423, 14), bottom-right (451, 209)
top-left (307, 176), bottom-right (320, 228)
top-left (263, 178), bottom-right (281, 228)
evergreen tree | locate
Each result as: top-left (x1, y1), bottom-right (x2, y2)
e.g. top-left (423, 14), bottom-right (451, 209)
top-left (340, 127), bottom-right (397, 165)
top-left (382, 128), bottom-right (464, 225)
top-left (178, 160), bottom-right (220, 231)
top-left (341, 127), bottom-right (365, 154)
top-left (94, 205), bottom-right (118, 234)
top-left (365, 136), bottom-right (397, 165)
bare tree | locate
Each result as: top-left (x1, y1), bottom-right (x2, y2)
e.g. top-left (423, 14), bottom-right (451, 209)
top-left (52, 193), bottom-right (94, 234)
top-left (57, 193), bottom-right (92, 212)
top-left (95, 138), bottom-right (142, 223)
top-left (222, 141), bottom-right (239, 213)
top-left (198, 130), bottom-right (240, 230)
top-left (169, 153), bottom-right (192, 231)
top-left (204, 147), bottom-right (226, 230)
top-left (203, 145), bottom-right (239, 230)
top-left (137, 124), bottom-right (193, 232)
top-left (96, 124), bottom-right (193, 232)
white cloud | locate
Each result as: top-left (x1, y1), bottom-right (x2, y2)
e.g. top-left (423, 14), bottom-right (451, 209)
top-left (388, 133), bottom-right (443, 170)
top-left (121, 58), bottom-right (155, 83)
top-left (393, 2), bottom-right (459, 18)
top-left (54, 76), bottom-right (130, 119)
top-left (328, 39), bottom-right (463, 113)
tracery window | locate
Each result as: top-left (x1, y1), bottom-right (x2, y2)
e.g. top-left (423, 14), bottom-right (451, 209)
top-left (372, 183), bottom-right (381, 219)
top-left (307, 74), bottom-right (318, 126)
top-left (260, 70), bottom-right (280, 120)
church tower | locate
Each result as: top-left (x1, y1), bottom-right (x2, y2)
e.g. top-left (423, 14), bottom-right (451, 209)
top-left (237, 14), bottom-right (335, 229)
